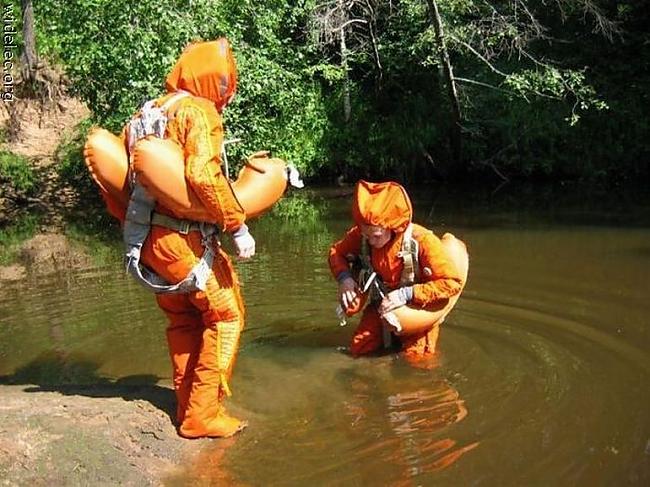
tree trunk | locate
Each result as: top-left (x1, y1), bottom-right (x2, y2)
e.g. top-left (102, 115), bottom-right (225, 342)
top-left (339, 4), bottom-right (351, 123)
top-left (424, 0), bottom-right (462, 172)
top-left (21, 0), bottom-right (38, 82)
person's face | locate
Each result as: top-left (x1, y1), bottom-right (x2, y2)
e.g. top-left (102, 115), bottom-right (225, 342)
top-left (360, 224), bottom-right (392, 249)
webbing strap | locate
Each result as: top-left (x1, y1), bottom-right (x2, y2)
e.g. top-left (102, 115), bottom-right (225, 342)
top-left (125, 242), bottom-right (215, 294)
top-left (123, 184), bottom-right (218, 294)
top-left (128, 91), bottom-right (189, 151)
top-left (398, 224), bottom-right (419, 286)
top-left (151, 212), bottom-right (203, 235)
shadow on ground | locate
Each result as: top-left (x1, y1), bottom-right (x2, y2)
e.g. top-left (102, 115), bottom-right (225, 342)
top-left (0, 350), bottom-right (176, 423)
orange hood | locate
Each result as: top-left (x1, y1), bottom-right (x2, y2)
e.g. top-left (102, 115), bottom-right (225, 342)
top-left (351, 180), bottom-right (413, 233)
top-left (165, 38), bottom-right (238, 112)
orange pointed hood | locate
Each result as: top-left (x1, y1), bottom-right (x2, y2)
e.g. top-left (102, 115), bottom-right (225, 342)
top-left (352, 180), bottom-right (413, 233)
top-left (165, 38), bottom-right (237, 112)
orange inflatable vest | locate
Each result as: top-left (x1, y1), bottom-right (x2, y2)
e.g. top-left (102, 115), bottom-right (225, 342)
top-left (83, 127), bottom-right (290, 223)
top-left (391, 232), bottom-right (468, 335)
top-left (83, 128), bottom-right (130, 219)
top-left (343, 232), bottom-right (468, 333)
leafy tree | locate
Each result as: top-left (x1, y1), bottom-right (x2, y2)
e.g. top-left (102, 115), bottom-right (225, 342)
top-left (28, 0), bottom-right (650, 183)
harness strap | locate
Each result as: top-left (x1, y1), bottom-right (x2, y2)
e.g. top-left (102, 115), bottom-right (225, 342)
top-left (127, 91), bottom-right (189, 152)
top-left (125, 240), bottom-right (216, 294)
top-left (397, 224), bottom-right (419, 286)
top-left (124, 210), bottom-right (218, 295)
top-left (151, 212), bottom-right (204, 235)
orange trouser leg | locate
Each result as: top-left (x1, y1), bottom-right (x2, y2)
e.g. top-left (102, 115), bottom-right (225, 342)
top-left (156, 292), bottom-right (202, 424)
top-left (142, 229), bottom-right (246, 438)
top-left (350, 306), bottom-right (384, 356)
top-left (179, 250), bottom-right (245, 438)
top-left (399, 325), bottom-right (440, 367)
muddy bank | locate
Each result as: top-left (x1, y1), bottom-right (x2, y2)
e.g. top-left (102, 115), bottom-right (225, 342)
top-left (0, 383), bottom-right (239, 485)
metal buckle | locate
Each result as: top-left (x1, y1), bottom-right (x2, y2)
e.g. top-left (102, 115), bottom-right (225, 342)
top-left (178, 220), bottom-right (191, 235)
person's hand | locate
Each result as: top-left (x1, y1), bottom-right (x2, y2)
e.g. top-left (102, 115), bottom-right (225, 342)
top-left (379, 288), bottom-right (409, 315)
top-left (232, 224), bottom-right (255, 259)
top-left (338, 277), bottom-right (358, 309)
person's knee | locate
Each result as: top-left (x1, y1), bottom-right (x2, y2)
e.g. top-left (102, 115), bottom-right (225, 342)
top-left (350, 330), bottom-right (382, 356)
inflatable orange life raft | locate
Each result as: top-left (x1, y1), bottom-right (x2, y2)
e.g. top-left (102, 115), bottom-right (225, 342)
top-left (391, 232), bottom-right (469, 335)
top-left (83, 127), bottom-right (290, 223)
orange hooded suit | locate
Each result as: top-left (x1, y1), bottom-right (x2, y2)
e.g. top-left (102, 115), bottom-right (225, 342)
top-left (329, 181), bottom-right (464, 364)
top-left (132, 39), bottom-right (246, 438)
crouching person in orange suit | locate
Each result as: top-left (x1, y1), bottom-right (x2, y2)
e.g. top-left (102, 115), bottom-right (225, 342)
top-left (129, 39), bottom-right (251, 438)
top-left (328, 180), bottom-right (467, 366)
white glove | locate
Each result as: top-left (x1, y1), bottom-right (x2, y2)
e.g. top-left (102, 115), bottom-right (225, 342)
top-left (232, 224), bottom-right (255, 259)
top-left (378, 287), bottom-right (412, 314)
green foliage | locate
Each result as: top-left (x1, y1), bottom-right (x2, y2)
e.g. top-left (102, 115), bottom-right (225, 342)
top-left (54, 119), bottom-right (124, 234)
top-left (269, 192), bottom-right (326, 225)
top-left (55, 118), bottom-right (93, 192)
top-left (0, 215), bottom-right (40, 265)
top-left (30, 0), bottom-right (650, 185)
top-left (35, 0), bottom-right (329, 177)
top-left (35, 0), bottom-right (218, 131)
top-left (503, 68), bottom-right (608, 126)
top-left (0, 151), bottom-right (36, 193)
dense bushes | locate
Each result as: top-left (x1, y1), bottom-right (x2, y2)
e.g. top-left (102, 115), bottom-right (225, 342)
top-left (35, 0), bottom-right (328, 177)
top-left (29, 0), bottom-right (650, 183)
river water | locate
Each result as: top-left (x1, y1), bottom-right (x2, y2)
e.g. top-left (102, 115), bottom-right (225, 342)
top-left (1, 184), bottom-right (649, 485)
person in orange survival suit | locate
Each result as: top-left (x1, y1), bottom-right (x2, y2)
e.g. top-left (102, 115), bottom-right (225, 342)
top-left (132, 39), bottom-right (252, 438)
top-left (328, 180), bottom-right (464, 365)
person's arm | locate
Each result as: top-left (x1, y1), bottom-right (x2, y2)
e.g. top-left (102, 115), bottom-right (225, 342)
top-left (328, 226), bottom-right (362, 281)
top-left (329, 226), bottom-right (363, 308)
top-left (411, 231), bottom-right (463, 307)
top-left (179, 102), bottom-right (245, 233)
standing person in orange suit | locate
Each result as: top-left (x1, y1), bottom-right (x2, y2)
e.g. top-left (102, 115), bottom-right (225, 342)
top-left (125, 38), bottom-right (252, 438)
top-left (328, 180), bottom-right (467, 366)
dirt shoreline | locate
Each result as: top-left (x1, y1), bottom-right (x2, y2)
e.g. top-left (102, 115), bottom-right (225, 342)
top-left (0, 382), bottom-right (238, 485)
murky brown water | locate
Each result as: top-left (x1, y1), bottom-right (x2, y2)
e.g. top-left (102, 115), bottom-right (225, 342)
top-left (1, 184), bottom-right (649, 485)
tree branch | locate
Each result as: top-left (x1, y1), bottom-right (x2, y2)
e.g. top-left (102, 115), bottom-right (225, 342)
top-left (449, 35), bottom-right (509, 77)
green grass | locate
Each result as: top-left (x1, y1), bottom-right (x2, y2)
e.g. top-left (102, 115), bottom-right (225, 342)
top-left (0, 150), bottom-right (36, 193)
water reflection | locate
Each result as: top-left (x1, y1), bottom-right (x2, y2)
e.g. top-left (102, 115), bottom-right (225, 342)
top-left (176, 348), bottom-right (478, 486)
top-left (347, 381), bottom-right (478, 481)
